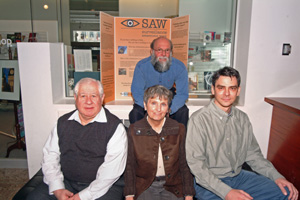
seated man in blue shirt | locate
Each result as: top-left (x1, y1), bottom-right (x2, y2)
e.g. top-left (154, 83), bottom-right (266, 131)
top-left (129, 36), bottom-right (189, 127)
top-left (186, 67), bottom-right (298, 200)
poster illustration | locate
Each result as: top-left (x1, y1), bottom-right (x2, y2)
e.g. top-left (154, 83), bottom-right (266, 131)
top-left (2, 68), bottom-right (14, 92)
top-left (0, 60), bottom-right (20, 100)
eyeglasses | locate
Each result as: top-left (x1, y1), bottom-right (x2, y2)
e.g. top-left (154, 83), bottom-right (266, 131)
top-left (153, 48), bottom-right (171, 54)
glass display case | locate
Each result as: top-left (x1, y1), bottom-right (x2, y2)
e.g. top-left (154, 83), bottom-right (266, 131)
top-left (180, 0), bottom-right (237, 99)
top-left (65, 30), bottom-right (100, 97)
top-left (188, 32), bottom-right (233, 98)
top-left (73, 30), bottom-right (100, 42)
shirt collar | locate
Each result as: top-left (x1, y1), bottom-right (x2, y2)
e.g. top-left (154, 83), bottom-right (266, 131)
top-left (146, 116), bottom-right (166, 134)
top-left (68, 107), bottom-right (107, 124)
top-left (209, 99), bottom-right (234, 121)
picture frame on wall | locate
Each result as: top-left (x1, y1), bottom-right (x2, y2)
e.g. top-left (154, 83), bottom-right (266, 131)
top-left (0, 60), bottom-right (20, 101)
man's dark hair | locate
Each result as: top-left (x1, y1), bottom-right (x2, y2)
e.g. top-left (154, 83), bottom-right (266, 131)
top-left (211, 67), bottom-right (241, 87)
top-left (150, 36), bottom-right (173, 51)
top-left (144, 85), bottom-right (173, 107)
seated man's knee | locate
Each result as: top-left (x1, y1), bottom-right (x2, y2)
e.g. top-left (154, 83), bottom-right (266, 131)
top-left (26, 186), bottom-right (52, 200)
top-left (25, 181), bottom-right (56, 200)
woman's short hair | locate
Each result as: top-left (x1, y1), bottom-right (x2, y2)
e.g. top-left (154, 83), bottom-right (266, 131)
top-left (143, 85), bottom-right (173, 106)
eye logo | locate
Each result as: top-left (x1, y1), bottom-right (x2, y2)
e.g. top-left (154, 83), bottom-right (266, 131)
top-left (121, 19), bottom-right (140, 28)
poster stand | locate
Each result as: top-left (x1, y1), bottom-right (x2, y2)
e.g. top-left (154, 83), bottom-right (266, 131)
top-left (0, 60), bottom-right (25, 157)
top-left (5, 100), bottom-right (26, 157)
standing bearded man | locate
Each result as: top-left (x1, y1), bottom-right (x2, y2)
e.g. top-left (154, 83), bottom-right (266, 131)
top-left (129, 36), bottom-right (189, 128)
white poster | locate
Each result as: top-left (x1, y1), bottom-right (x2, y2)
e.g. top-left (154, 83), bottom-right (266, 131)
top-left (74, 49), bottom-right (93, 72)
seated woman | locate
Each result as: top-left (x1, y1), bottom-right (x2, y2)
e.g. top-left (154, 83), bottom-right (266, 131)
top-left (124, 85), bottom-right (195, 200)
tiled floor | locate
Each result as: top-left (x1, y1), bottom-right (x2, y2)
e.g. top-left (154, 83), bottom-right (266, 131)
top-left (0, 102), bottom-right (28, 199)
top-left (0, 168), bottom-right (29, 200)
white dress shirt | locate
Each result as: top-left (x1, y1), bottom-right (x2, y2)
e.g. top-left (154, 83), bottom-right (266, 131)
top-left (42, 108), bottom-right (128, 200)
top-left (155, 117), bottom-right (166, 177)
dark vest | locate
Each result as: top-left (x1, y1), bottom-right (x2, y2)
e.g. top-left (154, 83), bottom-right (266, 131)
top-left (57, 107), bottom-right (121, 183)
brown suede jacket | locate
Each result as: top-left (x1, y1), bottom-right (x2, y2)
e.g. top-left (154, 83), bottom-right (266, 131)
top-left (124, 116), bottom-right (195, 199)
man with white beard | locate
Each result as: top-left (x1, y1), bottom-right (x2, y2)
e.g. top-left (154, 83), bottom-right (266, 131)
top-left (129, 36), bottom-right (189, 127)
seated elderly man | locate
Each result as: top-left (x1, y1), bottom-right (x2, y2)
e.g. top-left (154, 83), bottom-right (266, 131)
top-left (124, 85), bottom-right (195, 200)
top-left (27, 78), bottom-right (128, 200)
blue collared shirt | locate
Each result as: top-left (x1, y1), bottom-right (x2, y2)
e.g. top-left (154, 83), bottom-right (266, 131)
top-left (131, 56), bottom-right (188, 114)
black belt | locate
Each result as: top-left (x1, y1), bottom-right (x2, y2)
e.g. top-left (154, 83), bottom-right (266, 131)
top-left (154, 176), bottom-right (166, 181)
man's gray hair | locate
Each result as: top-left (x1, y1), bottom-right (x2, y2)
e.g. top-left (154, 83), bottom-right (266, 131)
top-left (74, 78), bottom-right (104, 96)
top-left (143, 85), bottom-right (173, 106)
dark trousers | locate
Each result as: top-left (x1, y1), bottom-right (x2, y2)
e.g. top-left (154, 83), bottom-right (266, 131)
top-left (26, 175), bottom-right (124, 200)
top-left (129, 104), bottom-right (189, 128)
top-left (137, 180), bottom-right (183, 200)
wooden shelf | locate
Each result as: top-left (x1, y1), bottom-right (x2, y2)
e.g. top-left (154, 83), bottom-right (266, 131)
top-left (265, 97), bottom-right (300, 115)
top-left (265, 97), bottom-right (300, 190)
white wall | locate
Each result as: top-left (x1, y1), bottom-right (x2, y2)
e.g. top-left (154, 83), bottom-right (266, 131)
top-left (239, 0), bottom-right (300, 155)
top-left (179, 0), bottom-right (233, 34)
top-left (18, 43), bottom-right (74, 177)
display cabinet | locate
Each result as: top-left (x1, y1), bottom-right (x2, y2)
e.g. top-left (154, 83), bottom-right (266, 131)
top-left (180, 0), bottom-right (237, 99)
top-left (188, 33), bottom-right (233, 98)
top-left (65, 30), bottom-right (100, 97)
